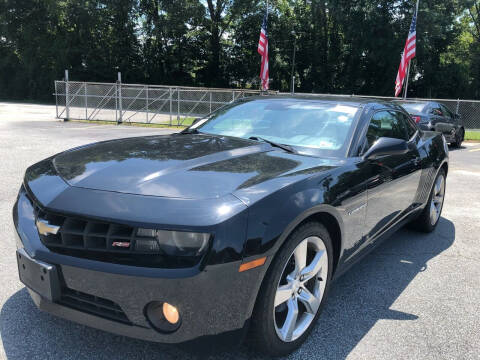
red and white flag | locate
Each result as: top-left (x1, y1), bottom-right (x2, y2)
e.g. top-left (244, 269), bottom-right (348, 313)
top-left (258, 12), bottom-right (269, 91)
top-left (395, 10), bottom-right (417, 97)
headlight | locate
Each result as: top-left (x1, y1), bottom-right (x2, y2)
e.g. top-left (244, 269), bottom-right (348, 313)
top-left (136, 229), bottom-right (210, 257)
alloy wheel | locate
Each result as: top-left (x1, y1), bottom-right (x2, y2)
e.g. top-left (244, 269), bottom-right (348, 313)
top-left (430, 173), bottom-right (445, 226)
top-left (273, 236), bottom-right (328, 342)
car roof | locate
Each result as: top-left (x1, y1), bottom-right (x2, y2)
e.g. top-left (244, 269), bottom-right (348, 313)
top-left (241, 94), bottom-right (403, 110)
top-left (394, 100), bottom-right (432, 105)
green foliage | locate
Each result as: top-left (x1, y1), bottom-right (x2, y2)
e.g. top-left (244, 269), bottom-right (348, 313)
top-left (0, 0), bottom-right (479, 101)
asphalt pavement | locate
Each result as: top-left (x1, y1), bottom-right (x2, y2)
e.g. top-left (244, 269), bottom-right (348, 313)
top-left (0, 103), bottom-right (479, 359)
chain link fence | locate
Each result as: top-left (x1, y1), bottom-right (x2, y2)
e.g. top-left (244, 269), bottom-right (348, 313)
top-left (54, 80), bottom-right (262, 126)
top-left (54, 77), bottom-right (480, 129)
top-left (442, 100), bottom-right (480, 130)
top-left (303, 93), bottom-right (480, 130)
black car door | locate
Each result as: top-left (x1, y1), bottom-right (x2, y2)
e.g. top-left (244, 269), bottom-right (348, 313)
top-left (361, 110), bottom-right (422, 242)
top-left (439, 103), bottom-right (460, 130)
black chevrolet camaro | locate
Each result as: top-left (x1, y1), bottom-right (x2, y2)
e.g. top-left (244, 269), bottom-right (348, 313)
top-left (13, 96), bottom-right (449, 356)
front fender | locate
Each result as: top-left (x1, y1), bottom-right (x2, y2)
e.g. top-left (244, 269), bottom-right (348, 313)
top-left (239, 184), bottom-right (345, 325)
top-left (243, 185), bottom-right (344, 260)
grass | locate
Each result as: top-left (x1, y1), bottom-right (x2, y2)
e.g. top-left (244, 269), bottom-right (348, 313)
top-left (465, 130), bottom-right (480, 141)
top-left (178, 117), bottom-right (197, 126)
top-left (69, 117), bottom-right (197, 129)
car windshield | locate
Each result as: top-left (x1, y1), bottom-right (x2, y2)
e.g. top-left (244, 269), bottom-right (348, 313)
top-left (398, 102), bottom-right (426, 114)
top-left (194, 99), bottom-right (359, 156)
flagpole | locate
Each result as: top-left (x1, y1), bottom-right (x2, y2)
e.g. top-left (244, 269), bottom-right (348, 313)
top-left (403, 0), bottom-right (419, 99)
top-left (260, 0), bottom-right (268, 92)
top-left (266, 0), bottom-right (269, 91)
top-left (403, 62), bottom-right (411, 99)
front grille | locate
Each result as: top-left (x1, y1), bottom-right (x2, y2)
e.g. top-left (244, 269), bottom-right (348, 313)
top-left (59, 288), bottom-right (131, 325)
top-left (27, 194), bottom-right (198, 268)
top-left (37, 209), bottom-right (138, 253)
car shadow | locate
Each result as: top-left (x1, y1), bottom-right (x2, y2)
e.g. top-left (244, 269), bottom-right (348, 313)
top-left (448, 144), bottom-right (466, 152)
top-left (1, 218), bottom-right (455, 360)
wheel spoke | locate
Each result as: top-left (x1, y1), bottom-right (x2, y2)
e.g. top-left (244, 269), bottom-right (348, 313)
top-left (293, 241), bottom-right (308, 275)
top-left (275, 284), bottom-right (293, 307)
top-left (434, 180), bottom-right (441, 196)
top-left (430, 201), bottom-right (438, 223)
top-left (429, 174), bottom-right (445, 225)
top-left (298, 287), bottom-right (320, 314)
top-left (280, 298), bottom-right (299, 342)
top-left (300, 250), bottom-right (326, 282)
top-left (438, 177), bottom-right (445, 196)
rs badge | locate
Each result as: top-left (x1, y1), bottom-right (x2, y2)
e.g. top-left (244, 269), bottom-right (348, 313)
top-left (112, 242), bottom-right (131, 248)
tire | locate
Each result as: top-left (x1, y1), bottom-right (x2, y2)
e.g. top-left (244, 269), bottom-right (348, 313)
top-left (451, 128), bottom-right (464, 148)
top-left (409, 169), bottom-right (446, 233)
top-left (249, 222), bottom-right (334, 357)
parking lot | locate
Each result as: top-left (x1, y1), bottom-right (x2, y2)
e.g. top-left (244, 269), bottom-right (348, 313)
top-left (1, 102), bottom-right (479, 360)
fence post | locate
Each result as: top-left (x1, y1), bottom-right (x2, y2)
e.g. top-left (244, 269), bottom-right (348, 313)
top-left (209, 92), bottom-right (212, 113)
top-left (177, 88), bottom-right (180, 125)
top-left (169, 87), bottom-right (173, 126)
top-left (115, 82), bottom-right (118, 123)
top-left (84, 83), bottom-right (88, 120)
top-left (146, 85), bottom-right (149, 123)
top-left (456, 99), bottom-right (460, 115)
top-left (117, 72), bottom-right (123, 124)
top-left (54, 81), bottom-right (59, 118)
top-left (65, 70), bottom-right (70, 121)
top-left (232, 91), bottom-right (235, 102)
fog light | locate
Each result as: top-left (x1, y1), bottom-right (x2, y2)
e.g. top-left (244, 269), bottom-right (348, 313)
top-left (145, 301), bottom-right (181, 333)
top-left (163, 302), bottom-right (179, 324)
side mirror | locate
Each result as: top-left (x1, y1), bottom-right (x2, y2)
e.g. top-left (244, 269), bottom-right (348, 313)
top-left (363, 137), bottom-right (409, 160)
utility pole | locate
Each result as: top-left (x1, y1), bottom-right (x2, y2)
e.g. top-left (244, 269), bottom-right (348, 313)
top-left (291, 31), bottom-right (297, 94)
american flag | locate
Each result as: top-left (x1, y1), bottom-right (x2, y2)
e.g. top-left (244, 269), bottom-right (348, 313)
top-left (394, 10), bottom-right (417, 97)
top-left (258, 12), bottom-right (269, 91)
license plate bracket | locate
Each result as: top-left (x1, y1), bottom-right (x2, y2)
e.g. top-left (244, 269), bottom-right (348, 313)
top-left (17, 249), bottom-right (61, 302)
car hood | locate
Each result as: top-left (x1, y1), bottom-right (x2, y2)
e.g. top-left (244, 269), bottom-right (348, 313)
top-left (45, 134), bottom-right (339, 201)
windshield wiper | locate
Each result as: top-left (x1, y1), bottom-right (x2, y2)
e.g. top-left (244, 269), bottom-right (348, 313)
top-left (249, 136), bottom-right (296, 154)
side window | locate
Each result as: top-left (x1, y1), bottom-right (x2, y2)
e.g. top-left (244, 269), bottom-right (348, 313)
top-left (440, 104), bottom-right (453, 119)
top-left (365, 111), bottom-right (408, 149)
top-left (429, 104), bottom-right (443, 116)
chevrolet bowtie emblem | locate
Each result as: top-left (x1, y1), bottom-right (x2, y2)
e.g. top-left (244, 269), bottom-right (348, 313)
top-left (36, 219), bottom-right (60, 236)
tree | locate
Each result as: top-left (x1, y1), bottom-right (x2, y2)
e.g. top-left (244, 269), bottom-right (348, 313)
top-left (139, 0), bottom-right (204, 85)
top-left (466, 1), bottom-right (480, 97)
top-left (1, 0), bottom-right (480, 101)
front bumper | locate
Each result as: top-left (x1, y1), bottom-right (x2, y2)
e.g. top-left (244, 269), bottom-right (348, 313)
top-left (18, 244), bottom-right (259, 347)
top-left (13, 191), bottom-right (266, 348)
